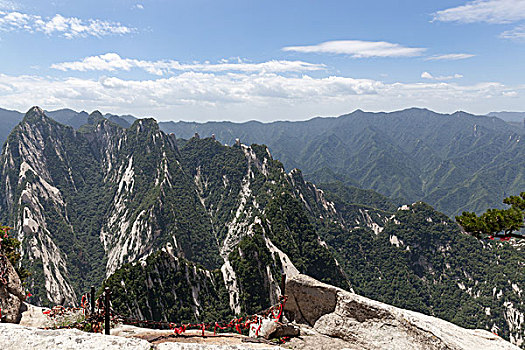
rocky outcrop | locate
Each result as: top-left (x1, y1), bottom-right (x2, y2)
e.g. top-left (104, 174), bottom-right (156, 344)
top-left (0, 256), bottom-right (25, 323)
top-left (284, 274), bottom-right (520, 350)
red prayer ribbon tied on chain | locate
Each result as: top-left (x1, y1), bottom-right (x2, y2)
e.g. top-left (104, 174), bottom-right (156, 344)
top-left (164, 296), bottom-right (287, 338)
top-left (488, 236), bottom-right (511, 241)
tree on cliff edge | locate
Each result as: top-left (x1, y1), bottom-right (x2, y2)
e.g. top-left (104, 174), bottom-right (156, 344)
top-left (456, 192), bottom-right (525, 240)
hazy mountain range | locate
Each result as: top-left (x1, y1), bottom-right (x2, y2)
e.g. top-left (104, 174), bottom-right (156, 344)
top-left (1, 107), bottom-right (524, 217)
top-left (0, 108), bottom-right (523, 346)
top-left (161, 108), bottom-right (525, 217)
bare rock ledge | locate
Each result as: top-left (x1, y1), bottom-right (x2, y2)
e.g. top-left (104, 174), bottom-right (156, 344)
top-left (284, 274), bottom-right (520, 350)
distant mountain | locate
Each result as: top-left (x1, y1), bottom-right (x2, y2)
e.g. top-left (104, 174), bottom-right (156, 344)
top-left (104, 113), bottom-right (136, 128)
top-left (1, 107), bottom-right (523, 346)
top-left (0, 108), bottom-right (23, 147)
top-left (0, 108), bottom-right (138, 146)
top-left (2, 107), bottom-right (524, 216)
top-left (45, 109), bottom-right (135, 129)
top-left (45, 109), bottom-right (89, 129)
top-left (488, 112), bottom-right (525, 129)
top-left (488, 112), bottom-right (525, 123)
top-left (159, 108), bottom-right (525, 217)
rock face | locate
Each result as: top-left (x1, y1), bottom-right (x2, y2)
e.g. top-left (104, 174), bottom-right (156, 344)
top-left (284, 274), bottom-right (520, 350)
top-left (0, 107), bottom-right (344, 313)
top-left (0, 256), bottom-right (25, 323)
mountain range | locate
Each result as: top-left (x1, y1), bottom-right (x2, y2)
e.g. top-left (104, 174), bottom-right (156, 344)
top-left (0, 107), bottom-right (523, 346)
top-left (161, 108), bottom-right (525, 217)
top-left (2, 107), bottom-right (524, 217)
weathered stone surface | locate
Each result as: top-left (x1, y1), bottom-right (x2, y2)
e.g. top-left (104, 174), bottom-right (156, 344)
top-left (18, 303), bottom-right (51, 328)
top-left (248, 319), bottom-right (300, 340)
top-left (157, 344), bottom-right (281, 350)
top-left (0, 323), bottom-right (152, 349)
top-left (284, 274), bottom-right (337, 326)
top-left (0, 323), bottom-right (285, 349)
top-left (285, 274), bottom-right (520, 350)
top-left (0, 256), bottom-right (25, 323)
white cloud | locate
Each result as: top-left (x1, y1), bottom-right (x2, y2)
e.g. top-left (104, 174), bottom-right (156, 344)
top-left (500, 24), bottom-right (525, 39)
top-left (0, 1), bottom-right (16, 10)
top-left (503, 90), bottom-right (518, 97)
top-left (0, 11), bottom-right (135, 38)
top-left (433, 0), bottom-right (525, 24)
top-left (282, 40), bottom-right (426, 58)
top-left (0, 71), bottom-right (520, 121)
top-left (425, 53), bottom-right (475, 61)
top-left (51, 53), bottom-right (327, 74)
top-left (134, 4), bottom-right (144, 10)
top-left (421, 72), bottom-right (463, 81)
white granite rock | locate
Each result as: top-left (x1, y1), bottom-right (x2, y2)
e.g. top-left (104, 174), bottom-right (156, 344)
top-left (0, 323), bottom-right (152, 350)
top-left (285, 274), bottom-right (520, 350)
top-left (18, 303), bottom-right (51, 328)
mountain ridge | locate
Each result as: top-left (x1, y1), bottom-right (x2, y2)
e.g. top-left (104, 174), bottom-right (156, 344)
top-left (1, 107), bottom-right (524, 346)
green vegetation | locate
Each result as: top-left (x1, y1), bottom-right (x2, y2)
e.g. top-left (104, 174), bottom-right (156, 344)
top-left (456, 192), bottom-right (525, 239)
top-left (314, 190), bottom-right (524, 343)
top-left (264, 191), bottom-right (347, 289)
top-left (160, 108), bottom-right (525, 217)
top-left (229, 227), bottom-right (273, 315)
top-left (105, 251), bottom-right (232, 323)
top-left (2, 109), bottom-right (523, 346)
top-left (0, 225), bottom-right (29, 281)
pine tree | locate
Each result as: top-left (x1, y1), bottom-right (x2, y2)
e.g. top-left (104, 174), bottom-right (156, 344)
top-left (455, 192), bottom-right (525, 240)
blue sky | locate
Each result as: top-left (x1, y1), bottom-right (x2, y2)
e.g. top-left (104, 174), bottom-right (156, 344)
top-left (0, 0), bottom-right (524, 121)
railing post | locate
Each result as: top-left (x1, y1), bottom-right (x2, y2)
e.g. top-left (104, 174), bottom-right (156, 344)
top-left (90, 285), bottom-right (95, 316)
top-left (104, 287), bottom-right (111, 335)
top-left (280, 273), bottom-right (286, 297)
top-left (279, 273), bottom-right (286, 323)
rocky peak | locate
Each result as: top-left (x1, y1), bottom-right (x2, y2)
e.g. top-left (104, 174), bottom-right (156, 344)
top-left (26, 106), bottom-right (44, 117)
top-left (87, 110), bottom-right (106, 125)
top-left (130, 118), bottom-right (160, 132)
top-left (21, 106), bottom-right (52, 125)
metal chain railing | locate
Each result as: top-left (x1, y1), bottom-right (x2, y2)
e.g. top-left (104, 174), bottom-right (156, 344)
top-left (40, 286), bottom-right (289, 342)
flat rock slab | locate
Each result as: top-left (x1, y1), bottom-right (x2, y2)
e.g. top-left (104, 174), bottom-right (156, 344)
top-left (113, 324), bottom-right (283, 349)
top-left (0, 323), bottom-right (152, 350)
top-left (157, 344), bottom-right (282, 350)
top-left (0, 324), bottom-right (284, 350)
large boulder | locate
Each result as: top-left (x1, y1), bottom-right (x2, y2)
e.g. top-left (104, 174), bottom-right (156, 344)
top-left (284, 274), bottom-right (520, 350)
top-left (0, 255), bottom-right (25, 323)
